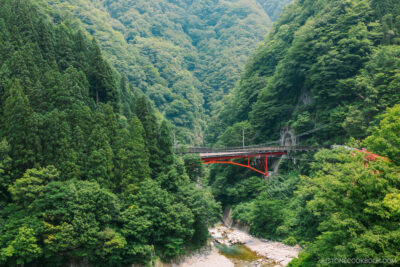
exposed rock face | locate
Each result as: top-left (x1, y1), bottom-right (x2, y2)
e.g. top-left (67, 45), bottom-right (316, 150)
top-left (222, 206), bottom-right (251, 232)
top-left (300, 88), bottom-right (312, 105)
top-left (226, 230), bottom-right (252, 245)
top-left (209, 225), bottom-right (302, 266)
top-left (222, 206), bottom-right (233, 227)
top-left (280, 127), bottom-right (296, 147)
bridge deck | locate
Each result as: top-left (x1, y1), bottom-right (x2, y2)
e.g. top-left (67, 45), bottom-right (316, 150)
top-left (182, 146), bottom-right (317, 158)
top-left (200, 151), bottom-right (285, 159)
top-left (180, 146), bottom-right (318, 176)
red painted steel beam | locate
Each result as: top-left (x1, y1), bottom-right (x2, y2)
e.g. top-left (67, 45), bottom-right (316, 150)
top-left (265, 155), bottom-right (268, 176)
top-left (201, 152), bottom-right (286, 176)
top-left (203, 160), bottom-right (268, 176)
top-left (200, 152), bottom-right (286, 162)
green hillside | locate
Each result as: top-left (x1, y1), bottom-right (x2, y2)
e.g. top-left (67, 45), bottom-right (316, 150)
top-left (31, 0), bottom-right (290, 144)
top-left (206, 0), bottom-right (400, 265)
top-left (208, 0), bottom-right (400, 146)
top-left (2, 0), bottom-right (399, 266)
top-left (0, 0), bottom-right (220, 265)
top-left (257, 0), bottom-right (293, 21)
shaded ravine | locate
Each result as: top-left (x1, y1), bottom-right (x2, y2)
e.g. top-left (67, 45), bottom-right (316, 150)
top-left (157, 224), bottom-right (301, 267)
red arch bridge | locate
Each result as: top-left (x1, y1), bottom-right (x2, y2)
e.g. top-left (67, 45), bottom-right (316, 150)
top-left (178, 146), bottom-right (318, 177)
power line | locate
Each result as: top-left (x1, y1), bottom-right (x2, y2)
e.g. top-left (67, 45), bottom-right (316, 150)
top-left (282, 157), bottom-right (318, 162)
top-left (267, 154), bottom-right (318, 162)
top-left (294, 123), bottom-right (331, 139)
top-left (175, 123), bottom-right (333, 152)
top-left (242, 123), bottom-right (332, 148)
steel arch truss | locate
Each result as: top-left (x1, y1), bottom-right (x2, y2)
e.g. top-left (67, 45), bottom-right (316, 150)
top-left (201, 152), bottom-right (286, 176)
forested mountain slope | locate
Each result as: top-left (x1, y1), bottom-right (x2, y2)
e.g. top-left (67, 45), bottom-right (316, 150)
top-left (208, 0), bottom-right (400, 146)
top-left (257, 0), bottom-right (293, 21)
top-left (205, 0), bottom-right (400, 266)
top-left (32, 0), bottom-right (291, 144)
top-left (0, 0), bottom-right (220, 265)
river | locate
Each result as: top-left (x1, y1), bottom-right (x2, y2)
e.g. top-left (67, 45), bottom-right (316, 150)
top-left (159, 224), bottom-right (301, 267)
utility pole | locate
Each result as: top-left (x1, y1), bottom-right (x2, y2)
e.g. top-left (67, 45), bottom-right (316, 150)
top-left (242, 128), bottom-right (246, 148)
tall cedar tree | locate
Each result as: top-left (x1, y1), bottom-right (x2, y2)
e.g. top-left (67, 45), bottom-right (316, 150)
top-left (2, 81), bottom-right (40, 176)
top-left (134, 96), bottom-right (162, 175)
top-left (88, 39), bottom-right (119, 110)
top-left (114, 116), bottom-right (151, 193)
top-left (158, 120), bottom-right (174, 172)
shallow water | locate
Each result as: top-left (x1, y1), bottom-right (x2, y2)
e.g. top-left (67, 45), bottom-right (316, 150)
top-left (215, 243), bottom-right (276, 267)
top-left (215, 243), bottom-right (261, 261)
top-left (172, 225), bottom-right (300, 267)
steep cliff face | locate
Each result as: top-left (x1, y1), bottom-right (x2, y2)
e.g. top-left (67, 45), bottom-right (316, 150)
top-left (208, 0), bottom-right (400, 146)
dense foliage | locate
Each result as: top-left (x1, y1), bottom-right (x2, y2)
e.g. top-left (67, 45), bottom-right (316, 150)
top-left (0, 1), bottom-right (220, 266)
top-left (30, 0), bottom-right (292, 144)
top-left (207, 0), bottom-right (400, 146)
top-left (2, 0), bottom-right (400, 265)
top-left (257, 0), bottom-right (293, 21)
top-left (289, 145), bottom-right (400, 266)
top-left (206, 0), bottom-right (400, 266)
top-left (227, 105), bottom-right (400, 266)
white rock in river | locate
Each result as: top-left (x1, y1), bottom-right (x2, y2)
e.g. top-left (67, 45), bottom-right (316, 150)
top-left (226, 230), bottom-right (252, 244)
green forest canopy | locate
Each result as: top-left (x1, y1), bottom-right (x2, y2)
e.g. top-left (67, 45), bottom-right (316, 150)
top-left (206, 0), bottom-right (400, 266)
top-left (1, 0), bottom-right (400, 266)
top-left (0, 1), bottom-right (220, 265)
top-left (208, 0), bottom-right (400, 146)
top-left (31, 0), bottom-right (291, 144)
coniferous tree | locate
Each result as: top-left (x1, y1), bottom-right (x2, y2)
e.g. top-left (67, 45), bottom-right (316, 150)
top-left (71, 125), bottom-right (86, 178)
top-left (88, 39), bottom-right (119, 109)
top-left (97, 104), bottom-right (118, 146)
top-left (55, 25), bottom-right (75, 71)
top-left (2, 80), bottom-right (40, 175)
top-left (57, 67), bottom-right (90, 110)
top-left (114, 116), bottom-right (151, 193)
top-left (157, 120), bottom-right (174, 172)
top-left (134, 96), bottom-right (161, 175)
top-left (371, 0), bottom-right (400, 18)
top-left (7, 50), bottom-right (31, 89)
top-left (37, 18), bottom-right (56, 65)
top-left (86, 125), bottom-right (113, 188)
top-left (0, 139), bottom-right (12, 200)
top-left (0, 18), bottom-right (11, 63)
top-left (0, 1), bottom-right (221, 265)
top-left (119, 74), bottom-right (134, 118)
top-left (72, 30), bottom-right (89, 72)
top-left (40, 110), bottom-right (78, 180)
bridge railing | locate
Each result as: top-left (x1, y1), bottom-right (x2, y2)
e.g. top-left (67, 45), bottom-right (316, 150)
top-left (174, 144), bottom-right (273, 153)
top-left (174, 145), bottom-right (318, 154)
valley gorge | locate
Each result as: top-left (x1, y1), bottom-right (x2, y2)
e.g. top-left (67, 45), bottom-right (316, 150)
top-left (1, 0), bottom-right (400, 266)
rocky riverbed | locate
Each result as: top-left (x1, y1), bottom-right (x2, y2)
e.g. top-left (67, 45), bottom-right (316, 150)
top-left (210, 225), bottom-right (301, 266)
top-left (161, 224), bottom-right (301, 267)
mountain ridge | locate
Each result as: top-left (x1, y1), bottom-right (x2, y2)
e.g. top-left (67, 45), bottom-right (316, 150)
top-left (32, 0), bottom-right (292, 144)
